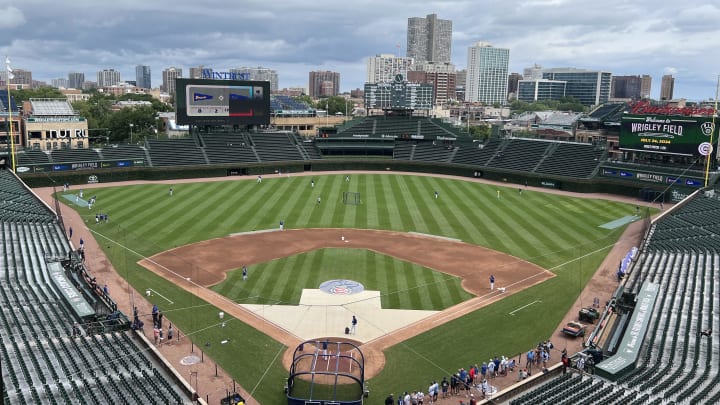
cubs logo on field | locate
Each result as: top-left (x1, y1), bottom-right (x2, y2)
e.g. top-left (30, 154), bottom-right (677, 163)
top-left (319, 279), bottom-right (365, 295)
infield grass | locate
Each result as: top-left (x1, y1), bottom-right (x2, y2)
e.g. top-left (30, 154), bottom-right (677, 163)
top-left (212, 248), bottom-right (473, 310)
top-left (66, 173), bottom-right (648, 403)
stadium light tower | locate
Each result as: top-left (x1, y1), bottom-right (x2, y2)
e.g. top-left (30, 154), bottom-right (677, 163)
top-left (129, 123), bottom-right (134, 144)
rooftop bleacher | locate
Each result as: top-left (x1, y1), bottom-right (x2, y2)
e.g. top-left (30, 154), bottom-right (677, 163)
top-left (29, 99), bottom-right (76, 116)
top-left (0, 92), bottom-right (18, 113)
top-left (271, 95), bottom-right (311, 112)
top-left (584, 103), bottom-right (627, 121)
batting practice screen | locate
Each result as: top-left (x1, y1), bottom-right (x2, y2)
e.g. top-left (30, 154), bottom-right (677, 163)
top-left (619, 114), bottom-right (718, 156)
top-left (175, 78), bottom-right (271, 126)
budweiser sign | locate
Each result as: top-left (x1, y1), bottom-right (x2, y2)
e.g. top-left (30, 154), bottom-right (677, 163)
top-left (628, 101), bottom-right (716, 117)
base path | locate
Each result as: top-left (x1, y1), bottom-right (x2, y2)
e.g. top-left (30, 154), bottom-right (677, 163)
top-left (139, 228), bottom-right (553, 379)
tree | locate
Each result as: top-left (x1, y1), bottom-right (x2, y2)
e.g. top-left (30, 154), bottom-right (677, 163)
top-left (319, 96), bottom-right (351, 115)
top-left (10, 87), bottom-right (65, 104)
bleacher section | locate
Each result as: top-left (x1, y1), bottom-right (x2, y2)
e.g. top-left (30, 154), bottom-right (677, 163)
top-left (509, 373), bottom-right (642, 405)
top-left (292, 133), bottom-right (322, 160)
top-left (198, 132), bottom-right (259, 164)
top-left (451, 139), bottom-right (502, 166)
top-left (336, 116), bottom-right (466, 139)
top-left (271, 95), bottom-right (311, 112)
top-left (534, 142), bottom-right (604, 178)
top-left (249, 132), bottom-right (305, 162)
top-left (512, 190), bottom-right (720, 404)
top-left (146, 138), bottom-right (207, 166)
top-left (98, 145), bottom-right (148, 162)
top-left (486, 138), bottom-right (552, 172)
top-left (0, 170), bottom-right (55, 222)
top-left (49, 148), bottom-right (101, 164)
top-left (16, 150), bottom-right (51, 167)
top-left (0, 167), bottom-right (193, 404)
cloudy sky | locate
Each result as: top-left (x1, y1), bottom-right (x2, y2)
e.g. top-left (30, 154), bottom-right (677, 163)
top-left (1, 0), bottom-right (719, 101)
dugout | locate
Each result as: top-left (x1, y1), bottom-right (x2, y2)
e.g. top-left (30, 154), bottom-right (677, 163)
top-left (287, 340), bottom-right (365, 405)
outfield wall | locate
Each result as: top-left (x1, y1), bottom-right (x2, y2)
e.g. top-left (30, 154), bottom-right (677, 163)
top-left (17, 158), bottom-right (691, 199)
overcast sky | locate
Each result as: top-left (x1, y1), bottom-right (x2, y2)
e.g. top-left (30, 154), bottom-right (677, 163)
top-left (1, 0), bottom-right (719, 101)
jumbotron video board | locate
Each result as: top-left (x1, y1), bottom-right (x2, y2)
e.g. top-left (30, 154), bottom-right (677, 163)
top-left (175, 78), bottom-right (270, 126)
top-left (620, 114), bottom-right (718, 156)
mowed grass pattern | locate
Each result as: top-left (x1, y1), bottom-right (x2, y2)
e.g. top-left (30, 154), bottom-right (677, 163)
top-left (211, 248), bottom-right (473, 310)
top-left (67, 174), bottom-right (646, 403)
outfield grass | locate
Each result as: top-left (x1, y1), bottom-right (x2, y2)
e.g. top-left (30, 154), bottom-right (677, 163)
top-left (212, 248), bottom-right (473, 310)
top-left (67, 173), bottom-right (647, 403)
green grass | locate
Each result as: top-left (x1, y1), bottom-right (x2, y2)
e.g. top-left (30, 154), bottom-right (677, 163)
top-left (211, 248), bottom-right (473, 310)
top-left (65, 173), bottom-right (649, 403)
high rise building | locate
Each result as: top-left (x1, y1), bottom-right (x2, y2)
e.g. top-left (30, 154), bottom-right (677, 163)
top-left (465, 42), bottom-right (510, 104)
top-left (366, 54), bottom-right (415, 84)
top-left (660, 74), bottom-right (675, 100)
top-left (523, 64), bottom-right (543, 81)
top-left (406, 13), bottom-right (452, 64)
top-left (68, 72), bottom-right (85, 89)
top-left (135, 65), bottom-right (152, 89)
top-left (640, 75), bottom-right (652, 99)
top-left (507, 73), bottom-right (523, 99)
top-left (309, 71), bottom-right (340, 98)
top-left (517, 79), bottom-right (567, 102)
top-left (189, 66), bottom-right (209, 79)
top-left (97, 69), bottom-right (121, 87)
top-left (541, 68), bottom-right (612, 106)
top-left (51, 78), bottom-right (68, 88)
top-left (162, 67), bottom-right (183, 95)
top-left (408, 61), bottom-right (456, 104)
top-left (611, 75), bottom-right (648, 99)
top-left (0, 68), bottom-right (33, 87)
top-left (230, 67), bottom-right (278, 91)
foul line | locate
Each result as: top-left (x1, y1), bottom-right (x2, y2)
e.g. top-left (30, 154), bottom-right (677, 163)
top-left (147, 288), bottom-right (174, 305)
top-left (509, 300), bottom-right (541, 316)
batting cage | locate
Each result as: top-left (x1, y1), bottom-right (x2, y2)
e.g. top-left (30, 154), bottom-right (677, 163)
top-left (286, 339), bottom-right (366, 405)
top-left (342, 191), bottom-right (361, 205)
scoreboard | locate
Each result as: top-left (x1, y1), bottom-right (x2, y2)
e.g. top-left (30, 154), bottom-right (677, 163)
top-left (175, 78), bottom-right (270, 126)
top-left (364, 75), bottom-right (433, 110)
top-left (620, 114), bottom-right (718, 157)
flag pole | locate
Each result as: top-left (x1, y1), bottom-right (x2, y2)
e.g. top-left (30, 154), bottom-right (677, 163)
top-left (6, 83), bottom-right (15, 172)
top-left (705, 75), bottom-right (719, 187)
top-left (5, 56), bottom-right (16, 172)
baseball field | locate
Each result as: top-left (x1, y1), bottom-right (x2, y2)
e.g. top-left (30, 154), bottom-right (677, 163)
top-left (64, 173), bottom-right (643, 403)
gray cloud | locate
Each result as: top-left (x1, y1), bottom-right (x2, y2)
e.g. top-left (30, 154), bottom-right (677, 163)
top-left (0, 1), bottom-right (717, 100)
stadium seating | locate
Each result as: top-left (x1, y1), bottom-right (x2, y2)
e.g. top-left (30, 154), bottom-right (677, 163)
top-left (146, 138), bottom-right (207, 166)
top-left (0, 167), bottom-right (193, 404)
top-left (49, 148), bottom-right (101, 164)
top-left (198, 132), bottom-right (259, 164)
top-left (16, 150), bottom-right (51, 166)
top-left (534, 142), bottom-right (604, 178)
top-left (451, 138), bottom-right (502, 166)
top-left (486, 138), bottom-right (552, 172)
top-left (98, 145), bottom-right (148, 163)
top-left (249, 132), bottom-right (305, 162)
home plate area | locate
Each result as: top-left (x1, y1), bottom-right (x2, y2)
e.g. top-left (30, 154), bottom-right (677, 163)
top-left (238, 279), bottom-right (438, 342)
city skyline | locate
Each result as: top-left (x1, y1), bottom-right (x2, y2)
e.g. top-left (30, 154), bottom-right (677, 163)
top-left (1, 1), bottom-right (719, 101)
